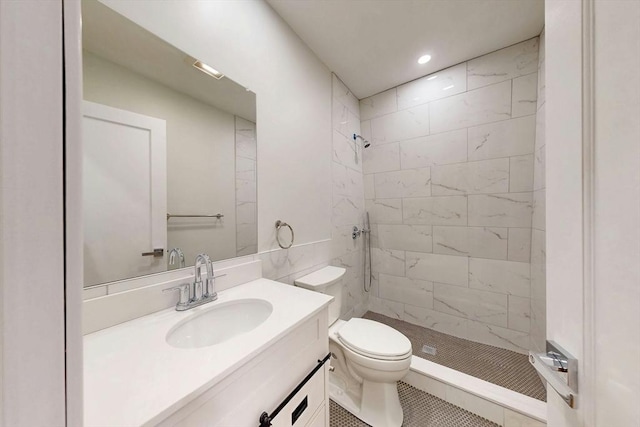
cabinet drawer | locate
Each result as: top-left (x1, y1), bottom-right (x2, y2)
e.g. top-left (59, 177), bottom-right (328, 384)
top-left (271, 366), bottom-right (326, 427)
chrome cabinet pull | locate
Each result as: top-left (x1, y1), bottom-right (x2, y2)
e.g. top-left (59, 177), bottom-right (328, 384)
top-left (141, 248), bottom-right (164, 257)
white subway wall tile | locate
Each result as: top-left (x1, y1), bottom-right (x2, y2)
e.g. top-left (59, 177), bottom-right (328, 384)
top-left (512, 73), bottom-right (538, 118)
top-left (406, 252), bottom-right (469, 287)
top-left (378, 224), bottom-right (433, 253)
top-left (396, 63), bottom-right (467, 110)
top-left (379, 273), bottom-right (434, 308)
top-left (468, 192), bottom-right (533, 227)
top-left (509, 154), bottom-right (534, 192)
top-left (434, 283), bottom-right (508, 327)
top-left (370, 103), bottom-right (430, 145)
top-left (359, 88), bottom-right (397, 121)
top-left (507, 228), bottom-right (532, 262)
top-left (362, 142), bottom-right (400, 174)
top-left (429, 81), bottom-right (511, 134)
top-left (469, 257), bottom-right (531, 297)
top-left (400, 129), bottom-right (468, 169)
top-left (433, 226), bottom-right (508, 260)
top-left (431, 158), bottom-right (509, 196)
top-left (467, 38), bottom-right (539, 90)
top-left (374, 168), bottom-right (431, 198)
top-left (468, 115), bottom-right (536, 161)
top-left (403, 196), bottom-right (468, 226)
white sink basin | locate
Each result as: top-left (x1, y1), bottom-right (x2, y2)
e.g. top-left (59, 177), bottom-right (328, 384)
top-left (166, 299), bottom-right (273, 349)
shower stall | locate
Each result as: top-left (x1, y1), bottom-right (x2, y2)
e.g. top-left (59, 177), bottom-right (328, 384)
top-left (346, 35), bottom-right (547, 406)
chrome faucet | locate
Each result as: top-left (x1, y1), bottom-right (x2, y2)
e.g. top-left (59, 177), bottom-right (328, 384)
top-left (163, 253), bottom-right (224, 311)
top-left (168, 248), bottom-right (185, 268)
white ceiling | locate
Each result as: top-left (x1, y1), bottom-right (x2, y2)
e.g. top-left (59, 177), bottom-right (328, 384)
top-left (82, 0), bottom-right (256, 121)
top-left (267, 0), bottom-right (544, 99)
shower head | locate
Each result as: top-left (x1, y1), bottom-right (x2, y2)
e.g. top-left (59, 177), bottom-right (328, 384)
top-left (353, 133), bottom-right (371, 148)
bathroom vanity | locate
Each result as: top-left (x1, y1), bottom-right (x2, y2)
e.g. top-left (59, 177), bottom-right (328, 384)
top-left (84, 279), bottom-right (332, 426)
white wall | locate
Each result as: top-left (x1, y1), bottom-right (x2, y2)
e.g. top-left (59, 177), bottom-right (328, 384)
top-left (592, 0), bottom-right (639, 425)
top-left (100, 0), bottom-right (332, 252)
top-left (83, 52), bottom-right (238, 271)
top-left (361, 38), bottom-right (541, 353)
top-left (0, 1), bottom-right (67, 424)
top-left (235, 117), bottom-right (258, 256)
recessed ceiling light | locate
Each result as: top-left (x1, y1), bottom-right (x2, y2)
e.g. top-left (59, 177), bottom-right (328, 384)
top-left (427, 75), bottom-right (438, 81)
top-left (417, 54), bottom-right (431, 65)
top-left (443, 85), bottom-right (455, 91)
top-left (193, 60), bottom-right (224, 79)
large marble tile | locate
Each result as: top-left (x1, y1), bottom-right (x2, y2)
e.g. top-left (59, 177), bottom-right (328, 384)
top-left (400, 129), bottom-right (467, 169)
top-left (333, 74), bottom-right (360, 117)
top-left (378, 224), bottom-right (432, 253)
top-left (467, 37), bottom-right (539, 90)
top-left (406, 252), bottom-right (468, 287)
top-left (396, 63), bottom-right (467, 110)
top-left (235, 117), bottom-right (257, 160)
top-left (467, 320), bottom-right (530, 354)
top-left (403, 304), bottom-right (468, 339)
top-left (362, 142), bottom-right (400, 174)
top-left (368, 198), bottom-right (402, 224)
top-left (334, 101), bottom-right (361, 142)
top-left (429, 80), bottom-right (511, 134)
top-left (379, 273), bottom-right (433, 308)
top-left (333, 129), bottom-right (362, 172)
top-left (374, 168), bottom-right (431, 198)
top-left (431, 158), bottom-right (509, 195)
top-left (509, 154), bottom-right (534, 192)
top-left (363, 174), bottom-right (375, 200)
top-left (236, 201), bottom-right (256, 225)
top-left (536, 31), bottom-right (546, 106)
top-left (468, 192), bottom-right (533, 227)
top-left (432, 226), bottom-right (508, 260)
top-left (236, 157), bottom-right (256, 182)
top-left (370, 103), bottom-right (430, 145)
top-left (372, 247), bottom-right (405, 277)
top-left (468, 115), bottom-right (536, 161)
top-left (434, 283), bottom-right (508, 327)
top-left (332, 194), bottom-right (363, 227)
top-left (468, 257), bottom-right (531, 297)
top-left (529, 298), bottom-right (547, 353)
top-left (359, 88), bottom-right (397, 121)
top-left (532, 189), bottom-right (545, 231)
top-left (512, 73), bottom-right (538, 118)
top-left (508, 295), bottom-right (531, 333)
top-left (403, 196), bottom-right (467, 226)
top-left (507, 227), bottom-right (531, 262)
top-left (533, 146), bottom-right (545, 191)
top-left (236, 179), bottom-right (257, 203)
top-left (369, 296), bottom-right (404, 320)
top-left (534, 103), bottom-right (545, 151)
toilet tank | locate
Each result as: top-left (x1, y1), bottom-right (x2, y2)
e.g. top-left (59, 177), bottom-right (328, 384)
top-left (294, 266), bottom-right (346, 325)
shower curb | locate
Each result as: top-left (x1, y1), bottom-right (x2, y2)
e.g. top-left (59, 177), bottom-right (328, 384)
top-left (404, 356), bottom-right (547, 426)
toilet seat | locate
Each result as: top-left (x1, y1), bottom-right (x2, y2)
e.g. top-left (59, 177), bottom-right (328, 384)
top-left (337, 318), bottom-right (412, 361)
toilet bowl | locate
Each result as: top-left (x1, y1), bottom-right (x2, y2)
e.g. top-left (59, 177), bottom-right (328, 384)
top-left (295, 266), bottom-right (412, 427)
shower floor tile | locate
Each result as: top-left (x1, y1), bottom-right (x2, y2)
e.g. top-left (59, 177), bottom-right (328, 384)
top-left (329, 382), bottom-right (499, 427)
top-left (363, 311), bottom-right (547, 402)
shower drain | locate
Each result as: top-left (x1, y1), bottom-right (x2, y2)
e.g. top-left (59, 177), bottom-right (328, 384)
top-left (421, 344), bottom-right (437, 356)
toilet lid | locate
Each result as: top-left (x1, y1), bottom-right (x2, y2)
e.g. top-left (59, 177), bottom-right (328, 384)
top-left (337, 318), bottom-right (412, 359)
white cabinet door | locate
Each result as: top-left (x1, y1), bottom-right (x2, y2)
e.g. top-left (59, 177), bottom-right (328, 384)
top-left (82, 101), bottom-right (166, 286)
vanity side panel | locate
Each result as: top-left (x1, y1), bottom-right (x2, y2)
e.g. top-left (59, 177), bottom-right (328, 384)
top-left (157, 309), bottom-right (329, 427)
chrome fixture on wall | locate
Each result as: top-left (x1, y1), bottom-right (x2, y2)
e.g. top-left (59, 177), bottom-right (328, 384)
top-left (353, 133), bottom-right (371, 148)
top-left (275, 220), bottom-right (294, 249)
top-left (352, 213), bottom-right (373, 293)
top-left (168, 247), bottom-right (186, 268)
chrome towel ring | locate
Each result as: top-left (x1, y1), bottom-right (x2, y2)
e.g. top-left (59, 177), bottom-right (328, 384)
top-left (275, 220), bottom-right (294, 249)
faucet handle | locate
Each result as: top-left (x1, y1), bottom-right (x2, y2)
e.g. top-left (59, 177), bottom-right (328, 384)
top-left (163, 284), bottom-right (190, 309)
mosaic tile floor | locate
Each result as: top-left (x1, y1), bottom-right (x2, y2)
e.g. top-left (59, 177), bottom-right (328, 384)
top-left (329, 382), bottom-right (499, 427)
top-left (363, 312), bottom-right (547, 401)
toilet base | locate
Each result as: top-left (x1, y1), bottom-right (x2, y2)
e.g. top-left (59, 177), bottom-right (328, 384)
top-left (329, 371), bottom-right (404, 427)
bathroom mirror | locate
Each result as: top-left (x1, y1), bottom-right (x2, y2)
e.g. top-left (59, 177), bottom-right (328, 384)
top-left (81, 0), bottom-right (257, 287)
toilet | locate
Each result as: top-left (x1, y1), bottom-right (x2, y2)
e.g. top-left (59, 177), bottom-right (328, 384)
top-left (295, 266), bottom-right (412, 427)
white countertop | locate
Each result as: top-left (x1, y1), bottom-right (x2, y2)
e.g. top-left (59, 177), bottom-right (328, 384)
top-left (84, 278), bottom-right (333, 426)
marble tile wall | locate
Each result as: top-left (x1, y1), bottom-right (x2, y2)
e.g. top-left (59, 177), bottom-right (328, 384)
top-left (235, 117), bottom-right (258, 256)
top-left (530, 31), bottom-right (546, 353)
top-left (361, 38), bottom-right (542, 353)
